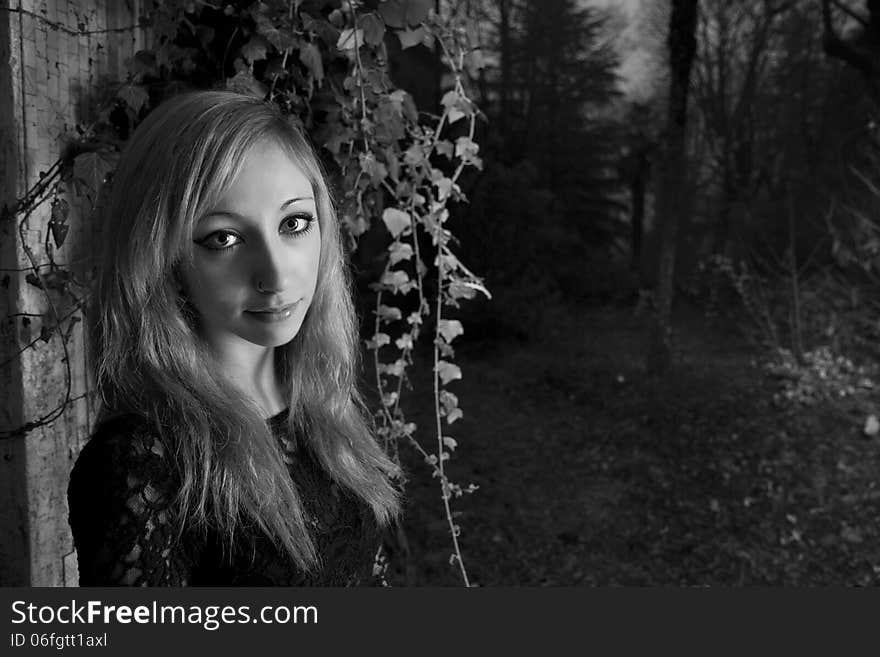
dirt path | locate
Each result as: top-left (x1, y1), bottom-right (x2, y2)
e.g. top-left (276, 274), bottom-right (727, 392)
top-left (383, 305), bottom-right (880, 586)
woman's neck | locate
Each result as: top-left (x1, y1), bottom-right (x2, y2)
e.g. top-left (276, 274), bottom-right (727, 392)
top-left (213, 342), bottom-right (286, 418)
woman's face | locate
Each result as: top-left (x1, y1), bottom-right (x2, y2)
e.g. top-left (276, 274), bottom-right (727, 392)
top-left (181, 139), bottom-right (321, 357)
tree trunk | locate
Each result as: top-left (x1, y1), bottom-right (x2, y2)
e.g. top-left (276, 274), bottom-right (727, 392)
top-left (646, 0), bottom-right (699, 374)
top-left (498, 0), bottom-right (511, 154)
top-left (713, 149), bottom-right (735, 256)
top-left (630, 146), bottom-right (649, 277)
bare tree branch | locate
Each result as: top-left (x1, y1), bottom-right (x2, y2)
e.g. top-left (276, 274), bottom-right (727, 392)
top-left (822, 0), bottom-right (880, 80)
top-left (830, 0), bottom-right (869, 27)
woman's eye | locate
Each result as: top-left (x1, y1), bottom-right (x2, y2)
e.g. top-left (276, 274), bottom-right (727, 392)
top-left (199, 230), bottom-right (242, 250)
top-left (281, 214), bottom-right (314, 234)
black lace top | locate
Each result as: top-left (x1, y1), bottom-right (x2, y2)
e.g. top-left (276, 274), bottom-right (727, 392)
top-left (67, 409), bottom-right (386, 586)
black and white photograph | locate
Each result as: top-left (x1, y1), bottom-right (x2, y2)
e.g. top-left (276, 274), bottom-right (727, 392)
top-left (2, 0), bottom-right (880, 600)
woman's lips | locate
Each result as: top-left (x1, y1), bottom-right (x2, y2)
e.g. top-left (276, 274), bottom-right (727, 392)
top-left (245, 301), bottom-right (298, 323)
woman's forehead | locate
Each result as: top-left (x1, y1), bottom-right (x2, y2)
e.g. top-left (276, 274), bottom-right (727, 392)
top-left (201, 139), bottom-right (316, 212)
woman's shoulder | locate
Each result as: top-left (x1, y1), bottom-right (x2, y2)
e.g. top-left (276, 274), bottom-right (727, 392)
top-left (68, 412), bottom-right (193, 586)
top-left (70, 412), bottom-right (177, 500)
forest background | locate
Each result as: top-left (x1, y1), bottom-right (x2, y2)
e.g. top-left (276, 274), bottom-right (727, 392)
top-left (4, 0), bottom-right (880, 586)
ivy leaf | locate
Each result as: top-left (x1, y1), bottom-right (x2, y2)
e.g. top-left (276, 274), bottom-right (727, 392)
top-left (436, 360), bottom-right (462, 385)
top-left (384, 147), bottom-right (400, 182)
top-left (397, 27), bottom-right (425, 49)
top-left (379, 359), bottom-right (406, 377)
top-left (435, 140), bottom-right (453, 159)
top-left (442, 436), bottom-right (458, 451)
top-left (377, 304), bottom-right (403, 322)
top-left (253, 13), bottom-right (297, 51)
top-left (125, 50), bottom-right (158, 78)
top-left (436, 340), bottom-right (455, 358)
top-left (388, 241), bottom-right (413, 266)
top-left (440, 390), bottom-right (458, 409)
top-left (434, 176), bottom-right (454, 201)
top-left (342, 210), bottom-right (368, 237)
top-left (302, 15), bottom-right (339, 47)
top-left (441, 90), bottom-right (466, 123)
top-left (49, 220), bottom-right (69, 249)
top-left (440, 390), bottom-right (463, 424)
top-left (377, 0), bottom-right (406, 28)
top-left (375, 100), bottom-right (406, 142)
top-left (455, 136), bottom-right (479, 161)
top-left (241, 36), bottom-right (269, 62)
top-left (360, 152), bottom-right (388, 186)
top-left (448, 277), bottom-right (491, 301)
top-left (51, 197), bottom-right (69, 224)
top-left (361, 13), bottom-right (386, 46)
top-left (383, 89), bottom-right (416, 125)
top-left (404, 143), bottom-right (426, 167)
top-left (388, 89), bottom-right (407, 108)
top-left (438, 319), bottom-right (463, 343)
top-left (117, 84), bottom-right (148, 113)
top-left (226, 71), bottom-right (268, 97)
top-left (395, 334), bottom-right (413, 350)
top-left (381, 270), bottom-right (415, 294)
top-left (378, 0), bottom-right (432, 28)
top-left (336, 28), bottom-right (363, 54)
top-left (72, 151), bottom-right (117, 201)
top-left (299, 43), bottom-right (324, 85)
top-left (437, 253), bottom-right (460, 271)
top-left (328, 8), bottom-right (345, 27)
top-left (373, 123), bottom-right (399, 148)
top-left (466, 48), bottom-right (485, 72)
top-left (366, 332), bottom-right (391, 350)
top-left (317, 124), bottom-right (351, 155)
top-left (195, 24), bottom-right (215, 49)
top-left (382, 208), bottom-right (411, 238)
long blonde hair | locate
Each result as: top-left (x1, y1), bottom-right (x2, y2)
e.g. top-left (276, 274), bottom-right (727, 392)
top-left (89, 90), bottom-right (400, 571)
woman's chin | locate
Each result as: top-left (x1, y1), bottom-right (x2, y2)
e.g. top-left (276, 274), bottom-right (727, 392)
top-left (238, 319), bottom-right (305, 348)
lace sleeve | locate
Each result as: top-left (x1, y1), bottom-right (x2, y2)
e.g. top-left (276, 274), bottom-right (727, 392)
top-left (67, 418), bottom-right (196, 586)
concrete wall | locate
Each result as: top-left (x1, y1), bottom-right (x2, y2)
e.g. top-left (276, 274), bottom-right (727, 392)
top-left (0, 0), bottom-right (143, 586)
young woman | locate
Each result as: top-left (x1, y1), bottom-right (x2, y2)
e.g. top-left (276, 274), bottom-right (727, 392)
top-left (68, 90), bottom-right (401, 586)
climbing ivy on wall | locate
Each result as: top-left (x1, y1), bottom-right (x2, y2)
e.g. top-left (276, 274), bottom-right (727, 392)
top-left (1, 0), bottom-right (487, 585)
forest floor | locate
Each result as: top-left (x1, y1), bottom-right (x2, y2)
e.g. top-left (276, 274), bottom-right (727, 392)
top-left (381, 301), bottom-right (880, 586)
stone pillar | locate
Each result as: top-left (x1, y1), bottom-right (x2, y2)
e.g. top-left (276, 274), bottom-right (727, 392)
top-left (0, 0), bottom-right (143, 587)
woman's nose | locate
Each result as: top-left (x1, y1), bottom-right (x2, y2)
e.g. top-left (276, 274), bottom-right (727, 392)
top-left (252, 240), bottom-right (290, 294)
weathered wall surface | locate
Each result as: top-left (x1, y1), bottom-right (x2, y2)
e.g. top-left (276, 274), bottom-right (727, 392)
top-left (0, 0), bottom-right (143, 586)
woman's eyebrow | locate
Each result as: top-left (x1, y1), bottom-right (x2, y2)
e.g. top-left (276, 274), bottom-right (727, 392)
top-left (200, 197), bottom-right (316, 221)
top-left (280, 196), bottom-right (314, 208)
